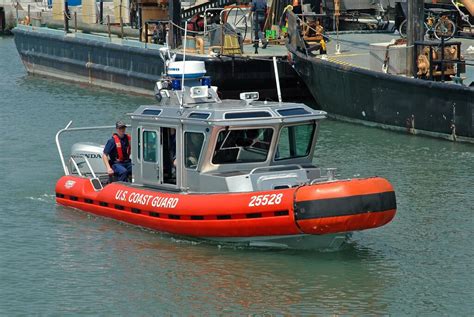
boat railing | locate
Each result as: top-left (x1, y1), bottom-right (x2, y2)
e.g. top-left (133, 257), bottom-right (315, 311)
top-left (310, 168), bottom-right (338, 184)
top-left (249, 164), bottom-right (306, 175)
top-left (69, 154), bottom-right (98, 179)
top-left (56, 121), bottom-right (122, 176)
top-left (248, 165), bottom-right (339, 189)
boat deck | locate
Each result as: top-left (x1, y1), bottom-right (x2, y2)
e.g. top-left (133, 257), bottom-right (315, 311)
top-left (63, 28), bottom-right (289, 58)
top-left (319, 32), bottom-right (474, 86)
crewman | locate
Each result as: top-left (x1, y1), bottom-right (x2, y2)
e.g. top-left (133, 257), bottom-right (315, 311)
top-left (103, 121), bottom-right (132, 182)
top-left (292, 0), bottom-right (302, 14)
top-left (251, 0), bottom-right (268, 54)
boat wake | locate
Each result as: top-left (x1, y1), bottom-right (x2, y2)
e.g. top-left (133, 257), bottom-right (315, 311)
top-left (26, 193), bottom-right (56, 203)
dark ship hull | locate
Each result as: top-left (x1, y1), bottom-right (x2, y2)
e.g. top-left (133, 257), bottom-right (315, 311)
top-left (12, 26), bottom-right (309, 100)
top-left (286, 19), bottom-right (474, 142)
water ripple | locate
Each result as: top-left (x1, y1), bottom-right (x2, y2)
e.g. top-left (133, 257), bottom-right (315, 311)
top-left (0, 36), bottom-right (473, 315)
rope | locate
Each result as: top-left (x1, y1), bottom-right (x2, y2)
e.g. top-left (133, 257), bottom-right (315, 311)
top-left (168, 21), bottom-right (221, 36)
top-left (217, 54), bottom-right (285, 62)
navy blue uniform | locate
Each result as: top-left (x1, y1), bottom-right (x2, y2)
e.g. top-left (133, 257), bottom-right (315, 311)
top-left (251, 0), bottom-right (268, 49)
top-left (104, 135), bottom-right (132, 182)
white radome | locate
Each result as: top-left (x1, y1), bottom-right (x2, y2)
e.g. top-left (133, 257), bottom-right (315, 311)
top-left (167, 61), bottom-right (206, 79)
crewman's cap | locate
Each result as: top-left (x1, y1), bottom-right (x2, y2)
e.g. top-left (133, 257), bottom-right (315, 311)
top-left (116, 121), bottom-right (127, 129)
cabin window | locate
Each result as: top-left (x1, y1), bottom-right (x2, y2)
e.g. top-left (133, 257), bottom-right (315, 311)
top-left (143, 131), bottom-right (157, 162)
top-left (224, 111), bottom-right (272, 119)
top-left (277, 108), bottom-right (311, 116)
top-left (188, 112), bottom-right (210, 119)
top-left (142, 109), bottom-right (162, 116)
top-left (275, 123), bottom-right (315, 160)
top-left (212, 128), bottom-right (273, 164)
top-left (184, 132), bottom-right (205, 169)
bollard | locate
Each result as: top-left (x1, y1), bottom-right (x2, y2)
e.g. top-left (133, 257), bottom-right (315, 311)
top-left (74, 11), bottom-right (77, 32)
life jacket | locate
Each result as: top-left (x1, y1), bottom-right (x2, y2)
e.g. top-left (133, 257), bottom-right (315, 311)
top-left (112, 133), bottom-right (131, 162)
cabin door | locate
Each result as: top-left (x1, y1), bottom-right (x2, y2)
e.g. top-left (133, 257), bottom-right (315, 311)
top-left (141, 129), bottom-right (160, 185)
top-left (160, 127), bottom-right (177, 186)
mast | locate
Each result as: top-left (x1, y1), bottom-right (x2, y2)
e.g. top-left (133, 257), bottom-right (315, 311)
top-left (406, 0), bottom-right (425, 77)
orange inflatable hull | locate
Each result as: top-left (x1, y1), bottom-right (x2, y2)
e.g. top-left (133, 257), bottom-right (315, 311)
top-left (55, 176), bottom-right (396, 239)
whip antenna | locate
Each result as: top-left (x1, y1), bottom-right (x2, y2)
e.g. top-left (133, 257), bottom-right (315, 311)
top-left (273, 56), bottom-right (282, 103)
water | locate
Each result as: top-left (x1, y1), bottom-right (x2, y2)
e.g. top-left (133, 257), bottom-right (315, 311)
top-left (1, 36), bottom-right (473, 315)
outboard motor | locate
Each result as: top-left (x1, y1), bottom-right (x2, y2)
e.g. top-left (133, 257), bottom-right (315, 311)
top-left (70, 142), bottom-right (107, 175)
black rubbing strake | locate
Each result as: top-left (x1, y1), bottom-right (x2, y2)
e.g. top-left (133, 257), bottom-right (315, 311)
top-left (99, 202), bottom-right (108, 207)
top-left (295, 191), bottom-right (396, 220)
top-left (274, 210), bottom-right (289, 216)
top-left (246, 213), bottom-right (262, 218)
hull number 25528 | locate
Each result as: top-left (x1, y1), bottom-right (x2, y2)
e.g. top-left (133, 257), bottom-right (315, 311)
top-left (249, 193), bottom-right (283, 207)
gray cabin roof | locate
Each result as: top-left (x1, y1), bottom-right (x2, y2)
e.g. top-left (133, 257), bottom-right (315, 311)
top-left (129, 100), bottom-right (326, 126)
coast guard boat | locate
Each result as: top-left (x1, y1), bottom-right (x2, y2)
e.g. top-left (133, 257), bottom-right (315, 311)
top-left (55, 58), bottom-right (397, 250)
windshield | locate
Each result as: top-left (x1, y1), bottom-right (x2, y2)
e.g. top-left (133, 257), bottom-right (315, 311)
top-left (275, 123), bottom-right (315, 160)
top-left (212, 128), bottom-right (273, 164)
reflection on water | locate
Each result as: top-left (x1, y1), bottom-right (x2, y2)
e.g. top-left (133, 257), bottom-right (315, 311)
top-left (52, 205), bottom-right (395, 315)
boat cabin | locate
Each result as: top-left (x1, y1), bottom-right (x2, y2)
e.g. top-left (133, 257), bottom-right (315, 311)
top-left (62, 60), bottom-right (332, 193)
top-left (129, 79), bottom-right (327, 193)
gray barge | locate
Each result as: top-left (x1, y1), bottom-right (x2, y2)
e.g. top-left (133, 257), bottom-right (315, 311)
top-left (286, 10), bottom-right (474, 142)
top-left (11, 0), bottom-right (311, 99)
top-left (13, 25), bottom-right (308, 99)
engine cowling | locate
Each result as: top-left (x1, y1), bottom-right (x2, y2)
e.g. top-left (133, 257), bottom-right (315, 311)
top-left (70, 142), bottom-right (107, 175)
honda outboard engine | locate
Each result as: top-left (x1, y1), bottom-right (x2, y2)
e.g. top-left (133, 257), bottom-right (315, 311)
top-left (70, 142), bottom-right (107, 175)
